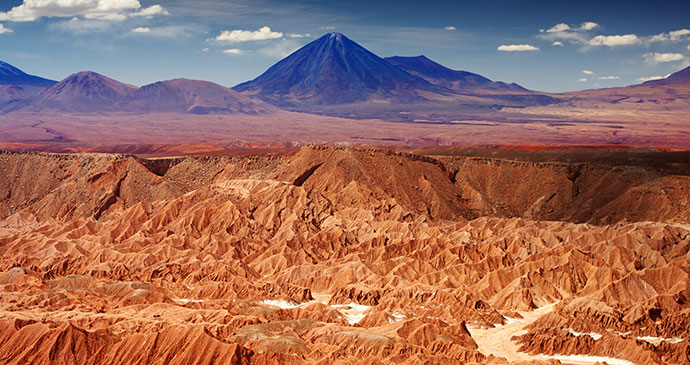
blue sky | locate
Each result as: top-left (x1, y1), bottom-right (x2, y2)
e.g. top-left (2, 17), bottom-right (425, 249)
top-left (0, 0), bottom-right (689, 92)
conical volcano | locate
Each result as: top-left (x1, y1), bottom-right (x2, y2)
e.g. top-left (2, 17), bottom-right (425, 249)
top-left (233, 33), bottom-right (441, 106)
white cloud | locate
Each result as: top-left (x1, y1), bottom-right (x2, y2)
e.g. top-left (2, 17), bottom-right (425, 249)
top-left (598, 76), bottom-right (619, 80)
top-left (445, 26), bottom-right (456, 31)
top-left (582, 70), bottom-right (594, 75)
top-left (223, 48), bottom-right (247, 55)
top-left (0, 0), bottom-right (167, 22)
top-left (216, 26), bottom-right (282, 42)
top-left (580, 22), bottom-right (599, 31)
top-left (129, 25), bottom-right (197, 38)
top-left (588, 34), bottom-right (640, 47)
top-left (670, 29), bottom-right (690, 39)
top-left (577, 78), bottom-right (588, 82)
top-left (539, 22), bottom-right (632, 48)
top-left (538, 23), bottom-right (588, 44)
top-left (202, 47), bottom-right (209, 52)
top-left (643, 52), bottom-right (684, 63)
top-left (552, 41), bottom-right (563, 46)
top-left (258, 38), bottom-right (301, 58)
top-left (498, 44), bottom-right (539, 52)
top-left (287, 33), bottom-right (311, 38)
top-left (130, 5), bottom-right (167, 18)
top-left (543, 21), bottom-right (597, 33)
top-left (320, 26), bottom-right (336, 30)
top-left (544, 23), bottom-right (570, 33)
top-left (52, 17), bottom-right (113, 33)
top-left (688, 44), bottom-right (690, 51)
top-left (649, 29), bottom-right (690, 42)
top-left (636, 75), bottom-right (668, 82)
top-left (0, 24), bottom-right (12, 34)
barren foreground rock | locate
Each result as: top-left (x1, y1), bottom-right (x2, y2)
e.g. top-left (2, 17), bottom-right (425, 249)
top-left (0, 146), bottom-right (689, 364)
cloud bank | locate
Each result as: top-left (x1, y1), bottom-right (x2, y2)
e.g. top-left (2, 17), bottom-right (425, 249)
top-left (588, 34), bottom-right (640, 47)
top-left (498, 44), bottom-right (539, 52)
top-left (0, 0), bottom-right (167, 22)
top-left (216, 26), bottom-right (283, 43)
top-left (643, 52), bottom-right (685, 63)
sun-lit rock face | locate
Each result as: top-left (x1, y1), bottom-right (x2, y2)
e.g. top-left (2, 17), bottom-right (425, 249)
top-left (0, 146), bottom-right (689, 364)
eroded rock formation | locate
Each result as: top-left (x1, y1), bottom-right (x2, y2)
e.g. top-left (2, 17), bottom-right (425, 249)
top-left (0, 147), bottom-right (689, 364)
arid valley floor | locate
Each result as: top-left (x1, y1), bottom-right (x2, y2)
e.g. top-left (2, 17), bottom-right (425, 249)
top-left (1, 146), bottom-right (689, 364)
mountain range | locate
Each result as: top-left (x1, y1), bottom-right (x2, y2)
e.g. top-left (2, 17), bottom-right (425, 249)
top-left (3, 70), bottom-right (274, 114)
top-left (1, 32), bottom-right (689, 119)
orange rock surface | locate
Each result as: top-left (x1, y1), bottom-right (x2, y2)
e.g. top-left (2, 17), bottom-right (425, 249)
top-left (0, 146), bottom-right (689, 364)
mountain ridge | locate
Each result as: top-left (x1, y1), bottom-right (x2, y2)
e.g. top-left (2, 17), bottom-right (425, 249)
top-left (384, 55), bottom-right (528, 93)
top-left (122, 78), bottom-right (276, 114)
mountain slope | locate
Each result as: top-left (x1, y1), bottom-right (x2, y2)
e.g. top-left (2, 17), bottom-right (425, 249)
top-left (0, 61), bottom-right (56, 87)
top-left (562, 65), bottom-right (690, 107)
top-left (233, 33), bottom-right (444, 106)
top-left (0, 61), bottom-right (56, 110)
top-left (122, 79), bottom-right (276, 114)
top-left (384, 55), bottom-right (528, 93)
top-left (29, 71), bottom-right (136, 112)
top-left (642, 65), bottom-right (690, 86)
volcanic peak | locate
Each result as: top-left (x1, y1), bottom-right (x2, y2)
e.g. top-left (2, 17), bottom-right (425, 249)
top-left (233, 32), bottom-right (439, 106)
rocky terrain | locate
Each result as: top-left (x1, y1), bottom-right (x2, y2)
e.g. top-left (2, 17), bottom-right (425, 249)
top-left (0, 146), bottom-right (689, 364)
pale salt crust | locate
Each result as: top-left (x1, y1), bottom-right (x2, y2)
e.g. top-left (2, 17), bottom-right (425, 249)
top-left (637, 336), bottom-right (683, 344)
top-left (388, 312), bottom-right (406, 323)
top-left (261, 299), bottom-right (305, 309)
top-left (503, 317), bottom-right (524, 325)
top-left (173, 298), bottom-right (204, 304)
top-left (568, 329), bottom-right (603, 340)
top-left (534, 354), bottom-right (635, 365)
top-left (331, 303), bottom-right (372, 325)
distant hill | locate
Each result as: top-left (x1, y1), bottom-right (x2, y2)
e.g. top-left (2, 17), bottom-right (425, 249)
top-left (27, 71), bottom-right (136, 112)
top-left (642, 65), bottom-right (690, 86)
top-left (122, 79), bottom-right (276, 114)
top-left (563, 65), bottom-right (690, 107)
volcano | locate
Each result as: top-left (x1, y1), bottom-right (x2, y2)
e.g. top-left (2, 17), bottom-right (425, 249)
top-left (233, 33), bottom-right (443, 106)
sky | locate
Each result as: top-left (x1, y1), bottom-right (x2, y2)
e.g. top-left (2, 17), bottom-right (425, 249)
top-left (0, 0), bottom-right (689, 92)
